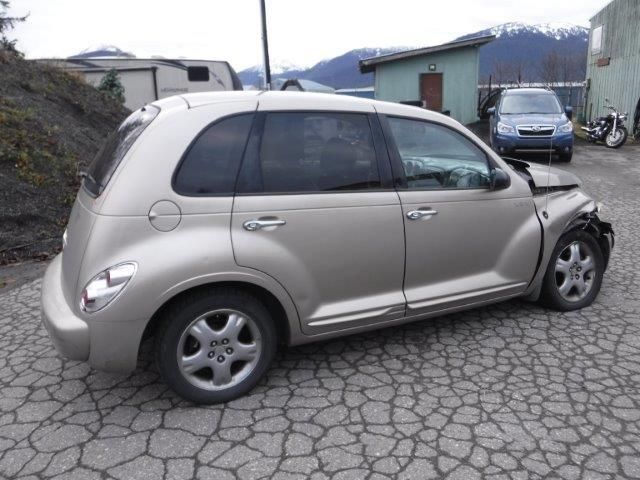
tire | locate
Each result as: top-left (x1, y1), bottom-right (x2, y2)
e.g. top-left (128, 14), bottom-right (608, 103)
top-left (155, 288), bottom-right (277, 404)
top-left (558, 152), bottom-right (573, 162)
top-left (539, 230), bottom-right (605, 311)
top-left (605, 126), bottom-right (628, 148)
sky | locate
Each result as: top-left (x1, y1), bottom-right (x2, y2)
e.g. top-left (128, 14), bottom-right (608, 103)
top-left (8, 0), bottom-right (608, 71)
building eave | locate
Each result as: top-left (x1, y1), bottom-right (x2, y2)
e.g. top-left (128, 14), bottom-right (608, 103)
top-left (358, 35), bottom-right (496, 74)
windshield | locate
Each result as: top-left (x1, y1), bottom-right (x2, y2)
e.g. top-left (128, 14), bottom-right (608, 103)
top-left (83, 105), bottom-right (160, 196)
top-left (500, 93), bottom-right (562, 115)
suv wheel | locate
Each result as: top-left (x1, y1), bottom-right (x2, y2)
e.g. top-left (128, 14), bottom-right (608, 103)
top-left (558, 152), bottom-right (572, 162)
top-left (155, 289), bottom-right (277, 404)
top-left (540, 230), bottom-right (604, 311)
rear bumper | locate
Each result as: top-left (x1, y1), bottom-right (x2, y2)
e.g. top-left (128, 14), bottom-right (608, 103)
top-left (41, 255), bottom-right (90, 361)
top-left (41, 254), bottom-right (146, 373)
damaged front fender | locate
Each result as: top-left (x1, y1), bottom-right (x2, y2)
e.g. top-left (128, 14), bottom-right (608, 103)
top-left (564, 209), bottom-right (615, 269)
top-left (523, 191), bottom-right (614, 302)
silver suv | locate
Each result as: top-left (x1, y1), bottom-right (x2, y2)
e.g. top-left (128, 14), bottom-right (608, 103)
top-left (41, 92), bottom-right (614, 404)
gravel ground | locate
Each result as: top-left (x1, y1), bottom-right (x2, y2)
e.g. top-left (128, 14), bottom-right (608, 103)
top-left (0, 143), bottom-right (639, 480)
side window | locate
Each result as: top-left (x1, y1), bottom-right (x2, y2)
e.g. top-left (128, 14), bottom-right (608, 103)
top-left (388, 117), bottom-right (490, 189)
top-left (251, 112), bottom-right (380, 193)
top-left (173, 114), bottom-right (253, 195)
top-left (187, 66), bottom-right (210, 82)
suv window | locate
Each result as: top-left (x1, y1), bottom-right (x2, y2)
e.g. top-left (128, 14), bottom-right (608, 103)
top-left (500, 93), bottom-right (561, 114)
top-left (84, 105), bottom-right (160, 197)
top-left (243, 112), bottom-right (380, 193)
top-left (388, 117), bottom-right (490, 189)
top-left (173, 114), bottom-right (254, 195)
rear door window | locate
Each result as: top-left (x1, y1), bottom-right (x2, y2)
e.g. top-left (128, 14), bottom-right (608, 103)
top-left (84, 105), bottom-right (160, 197)
top-left (173, 114), bottom-right (254, 195)
top-left (240, 112), bottom-right (380, 193)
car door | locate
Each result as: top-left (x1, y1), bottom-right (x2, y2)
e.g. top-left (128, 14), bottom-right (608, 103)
top-left (380, 114), bottom-right (540, 318)
top-left (231, 108), bottom-right (406, 336)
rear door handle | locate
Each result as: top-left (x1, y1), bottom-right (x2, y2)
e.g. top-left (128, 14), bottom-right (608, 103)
top-left (243, 219), bottom-right (286, 231)
top-left (406, 209), bottom-right (438, 220)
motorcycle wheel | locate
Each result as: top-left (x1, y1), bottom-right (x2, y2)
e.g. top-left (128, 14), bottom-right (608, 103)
top-left (605, 127), bottom-right (628, 148)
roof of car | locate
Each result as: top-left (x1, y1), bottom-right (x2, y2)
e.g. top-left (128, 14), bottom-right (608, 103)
top-left (503, 88), bottom-right (555, 95)
top-left (170, 90), bottom-right (465, 132)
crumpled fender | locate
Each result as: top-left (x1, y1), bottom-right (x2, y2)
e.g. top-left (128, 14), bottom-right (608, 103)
top-left (523, 191), bottom-right (614, 301)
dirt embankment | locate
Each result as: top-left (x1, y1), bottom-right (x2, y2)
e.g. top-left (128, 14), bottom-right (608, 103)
top-left (0, 52), bottom-right (129, 264)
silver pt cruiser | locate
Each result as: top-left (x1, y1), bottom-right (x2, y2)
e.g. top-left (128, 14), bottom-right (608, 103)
top-left (41, 92), bottom-right (614, 404)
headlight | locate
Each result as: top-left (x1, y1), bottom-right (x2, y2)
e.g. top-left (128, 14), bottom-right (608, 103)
top-left (558, 121), bottom-right (573, 133)
top-left (620, 114), bottom-right (628, 121)
top-left (497, 122), bottom-right (514, 134)
top-left (80, 262), bottom-right (137, 313)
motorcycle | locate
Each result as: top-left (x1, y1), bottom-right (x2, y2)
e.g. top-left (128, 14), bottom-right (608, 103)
top-left (581, 99), bottom-right (629, 148)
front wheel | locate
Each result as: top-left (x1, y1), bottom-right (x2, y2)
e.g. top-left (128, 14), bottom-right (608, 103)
top-left (558, 152), bottom-right (573, 162)
top-left (605, 126), bottom-right (628, 148)
top-left (155, 289), bottom-right (277, 404)
top-left (539, 230), bottom-right (605, 311)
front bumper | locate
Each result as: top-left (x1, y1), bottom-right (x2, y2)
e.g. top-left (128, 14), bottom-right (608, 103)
top-left (41, 255), bottom-right (89, 361)
top-left (493, 132), bottom-right (574, 154)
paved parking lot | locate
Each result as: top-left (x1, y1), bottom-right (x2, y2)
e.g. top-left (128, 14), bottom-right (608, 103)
top-left (1, 142), bottom-right (639, 480)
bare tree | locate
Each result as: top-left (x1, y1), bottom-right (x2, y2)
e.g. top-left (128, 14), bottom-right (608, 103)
top-left (539, 51), bottom-right (561, 87)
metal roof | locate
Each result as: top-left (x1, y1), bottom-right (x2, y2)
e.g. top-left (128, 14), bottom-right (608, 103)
top-left (359, 35), bottom-right (496, 73)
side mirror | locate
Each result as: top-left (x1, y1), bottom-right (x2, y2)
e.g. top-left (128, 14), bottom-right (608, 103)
top-left (564, 106), bottom-right (573, 120)
top-left (487, 107), bottom-right (496, 116)
top-left (490, 167), bottom-right (511, 190)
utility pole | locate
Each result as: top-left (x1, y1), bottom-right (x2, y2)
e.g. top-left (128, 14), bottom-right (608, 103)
top-left (259, 0), bottom-right (272, 90)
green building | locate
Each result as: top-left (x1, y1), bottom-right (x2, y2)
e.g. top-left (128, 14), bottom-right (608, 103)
top-left (359, 36), bottom-right (494, 125)
top-left (585, 0), bottom-right (640, 122)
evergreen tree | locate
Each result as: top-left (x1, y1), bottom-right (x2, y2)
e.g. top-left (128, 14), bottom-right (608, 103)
top-left (0, 0), bottom-right (27, 54)
top-left (98, 69), bottom-right (126, 104)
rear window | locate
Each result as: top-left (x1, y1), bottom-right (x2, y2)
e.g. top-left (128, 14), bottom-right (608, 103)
top-left (83, 105), bottom-right (159, 196)
top-left (173, 114), bottom-right (254, 196)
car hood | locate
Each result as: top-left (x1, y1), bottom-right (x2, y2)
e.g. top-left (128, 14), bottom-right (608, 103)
top-left (502, 157), bottom-right (582, 188)
top-left (499, 113), bottom-right (567, 126)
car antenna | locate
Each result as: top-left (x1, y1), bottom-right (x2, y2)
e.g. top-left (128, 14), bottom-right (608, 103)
top-left (542, 136), bottom-right (552, 219)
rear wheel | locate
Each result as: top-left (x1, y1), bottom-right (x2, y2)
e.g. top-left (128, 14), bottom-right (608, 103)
top-left (155, 289), bottom-right (277, 404)
top-left (540, 230), bottom-right (604, 311)
top-left (605, 126), bottom-right (627, 148)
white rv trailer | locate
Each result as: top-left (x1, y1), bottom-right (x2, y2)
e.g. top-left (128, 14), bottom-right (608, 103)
top-left (39, 58), bottom-right (243, 110)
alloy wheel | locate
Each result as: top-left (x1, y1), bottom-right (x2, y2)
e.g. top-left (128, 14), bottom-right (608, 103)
top-left (177, 309), bottom-right (262, 391)
top-left (554, 241), bottom-right (597, 302)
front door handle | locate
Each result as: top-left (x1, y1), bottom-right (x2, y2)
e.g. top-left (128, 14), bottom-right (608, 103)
top-left (406, 209), bottom-right (438, 220)
top-left (243, 219), bottom-right (286, 231)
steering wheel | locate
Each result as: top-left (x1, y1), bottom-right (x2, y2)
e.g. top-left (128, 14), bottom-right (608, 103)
top-left (446, 167), bottom-right (490, 188)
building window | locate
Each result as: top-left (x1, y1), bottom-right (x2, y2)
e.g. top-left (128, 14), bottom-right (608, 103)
top-left (187, 66), bottom-right (210, 82)
top-left (591, 25), bottom-right (603, 55)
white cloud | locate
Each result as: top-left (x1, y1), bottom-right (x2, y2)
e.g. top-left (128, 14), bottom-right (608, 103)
top-left (9, 0), bottom-right (608, 70)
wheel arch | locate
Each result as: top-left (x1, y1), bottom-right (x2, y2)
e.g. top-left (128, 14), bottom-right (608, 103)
top-left (141, 280), bottom-right (297, 354)
top-left (563, 210), bottom-right (614, 269)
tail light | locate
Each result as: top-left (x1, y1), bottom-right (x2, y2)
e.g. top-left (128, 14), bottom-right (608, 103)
top-left (80, 262), bottom-right (137, 313)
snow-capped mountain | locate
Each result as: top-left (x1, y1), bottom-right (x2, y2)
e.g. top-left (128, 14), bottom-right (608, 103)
top-left (457, 22), bottom-right (589, 82)
top-left (238, 22), bottom-right (588, 88)
top-left (243, 59), bottom-right (307, 75)
top-left (238, 47), bottom-right (406, 88)
top-left (482, 22), bottom-right (588, 40)
top-left (70, 45), bottom-right (135, 59)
